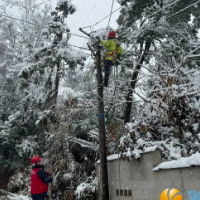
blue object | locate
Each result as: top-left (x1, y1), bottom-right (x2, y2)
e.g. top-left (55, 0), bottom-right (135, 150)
top-left (98, 113), bottom-right (105, 118)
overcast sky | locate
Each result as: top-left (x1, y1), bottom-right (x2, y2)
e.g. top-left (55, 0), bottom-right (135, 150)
top-left (0, 0), bottom-right (121, 49)
top-left (51, 0), bottom-right (121, 47)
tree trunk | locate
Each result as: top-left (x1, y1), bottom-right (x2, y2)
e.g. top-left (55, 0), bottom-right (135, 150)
top-left (54, 32), bottom-right (62, 105)
top-left (124, 41), bottom-right (151, 124)
top-left (54, 61), bottom-right (60, 105)
top-left (96, 42), bottom-right (110, 200)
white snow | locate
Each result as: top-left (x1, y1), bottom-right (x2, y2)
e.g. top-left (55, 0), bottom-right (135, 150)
top-left (71, 138), bottom-right (98, 151)
top-left (1, 193), bottom-right (30, 200)
top-left (90, 28), bottom-right (110, 40)
top-left (57, 0), bottom-right (77, 12)
top-left (57, 46), bottom-right (86, 60)
top-left (88, 128), bottom-right (99, 141)
top-left (142, 146), bottom-right (158, 153)
top-left (125, 123), bottom-right (134, 130)
top-left (63, 173), bottom-right (72, 180)
top-left (58, 86), bottom-right (82, 104)
top-left (97, 154), bottom-right (119, 163)
top-left (153, 152), bottom-right (200, 171)
top-left (74, 178), bottom-right (98, 199)
top-left (192, 123), bottom-right (199, 132)
top-left (75, 183), bottom-right (91, 199)
top-left (107, 154), bottom-right (120, 161)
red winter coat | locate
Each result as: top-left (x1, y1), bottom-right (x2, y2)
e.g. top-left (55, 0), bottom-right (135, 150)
top-left (31, 168), bottom-right (48, 195)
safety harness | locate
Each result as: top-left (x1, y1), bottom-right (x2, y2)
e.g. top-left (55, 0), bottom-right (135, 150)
top-left (103, 39), bottom-right (121, 66)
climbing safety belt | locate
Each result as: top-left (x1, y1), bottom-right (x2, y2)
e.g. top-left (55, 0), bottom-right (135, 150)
top-left (102, 39), bottom-right (121, 66)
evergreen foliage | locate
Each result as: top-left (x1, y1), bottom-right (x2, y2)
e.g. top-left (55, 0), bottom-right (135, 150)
top-left (0, 0), bottom-right (84, 181)
top-left (117, 0), bottom-right (200, 160)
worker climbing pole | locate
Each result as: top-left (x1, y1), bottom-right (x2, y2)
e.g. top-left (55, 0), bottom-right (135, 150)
top-left (101, 31), bottom-right (123, 87)
top-left (79, 28), bottom-right (110, 200)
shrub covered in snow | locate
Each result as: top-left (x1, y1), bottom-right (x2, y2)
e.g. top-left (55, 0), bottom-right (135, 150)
top-left (74, 176), bottom-right (98, 200)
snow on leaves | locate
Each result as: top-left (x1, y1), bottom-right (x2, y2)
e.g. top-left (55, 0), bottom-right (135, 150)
top-left (118, 0), bottom-right (200, 162)
top-left (74, 177), bottom-right (98, 199)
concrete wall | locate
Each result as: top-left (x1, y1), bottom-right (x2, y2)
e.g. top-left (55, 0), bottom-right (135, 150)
top-left (96, 151), bottom-right (200, 200)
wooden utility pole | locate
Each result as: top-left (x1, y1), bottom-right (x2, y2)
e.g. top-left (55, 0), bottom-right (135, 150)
top-left (79, 28), bottom-right (110, 199)
top-left (96, 40), bottom-right (110, 200)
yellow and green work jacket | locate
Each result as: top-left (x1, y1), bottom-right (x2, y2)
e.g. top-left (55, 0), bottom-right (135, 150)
top-left (101, 39), bottom-right (123, 62)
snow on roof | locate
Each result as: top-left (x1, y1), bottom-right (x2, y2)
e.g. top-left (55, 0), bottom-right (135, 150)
top-left (153, 152), bottom-right (200, 171)
top-left (97, 154), bottom-right (120, 163)
top-left (141, 145), bottom-right (158, 153)
top-left (97, 147), bottom-right (161, 164)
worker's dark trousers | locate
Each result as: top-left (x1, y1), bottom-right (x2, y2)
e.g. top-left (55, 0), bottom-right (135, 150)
top-left (31, 192), bottom-right (47, 200)
top-left (104, 60), bottom-right (113, 87)
top-left (32, 196), bottom-right (46, 200)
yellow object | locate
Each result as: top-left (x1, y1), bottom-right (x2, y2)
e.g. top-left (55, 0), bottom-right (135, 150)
top-left (101, 39), bottom-right (123, 62)
top-left (160, 188), bottom-right (182, 200)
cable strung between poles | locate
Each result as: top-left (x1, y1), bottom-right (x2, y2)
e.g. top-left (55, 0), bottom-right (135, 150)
top-left (167, 0), bottom-right (200, 19)
top-left (125, 0), bottom-right (200, 41)
top-left (81, 7), bottom-right (122, 29)
top-left (108, 0), bottom-right (115, 27)
top-left (1, 14), bottom-right (90, 39)
top-left (82, 0), bottom-right (180, 30)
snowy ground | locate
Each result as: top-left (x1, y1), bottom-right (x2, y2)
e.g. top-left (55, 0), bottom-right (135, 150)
top-left (0, 194), bottom-right (30, 200)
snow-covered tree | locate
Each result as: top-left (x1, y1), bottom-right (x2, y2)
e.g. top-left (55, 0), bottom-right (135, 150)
top-left (0, 0), bottom-right (53, 178)
top-left (0, 0), bottom-right (85, 179)
top-left (118, 0), bottom-right (200, 160)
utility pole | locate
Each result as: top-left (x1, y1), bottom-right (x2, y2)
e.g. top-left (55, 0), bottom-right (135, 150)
top-left (79, 27), bottom-right (109, 200)
top-left (96, 40), bottom-right (110, 200)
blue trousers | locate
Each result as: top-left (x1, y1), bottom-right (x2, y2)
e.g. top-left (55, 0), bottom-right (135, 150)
top-left (104, 60), bottom-right (113, 87)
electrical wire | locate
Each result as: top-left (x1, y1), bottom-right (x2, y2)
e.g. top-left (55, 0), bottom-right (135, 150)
top-left (0, 13), bottom-right (89, 39)
top-left (81, 6), bottom-right (122, 29)
top-left (2, 0), bottom-right (199, 55)
top-left (108, 0), bottom-right (115, 27)
top-left (0, 26), bottom-right (89, 51)
top-left (68, 44), bottom-right (90, 51)
top-left (81, 0), bottom-right (181, 30)
top-left (167, 0), bottom-right (200, 19)
top-left (128, 0), bottom-right (200, 40)
top-left (149, 0), bottom-right (181, 18)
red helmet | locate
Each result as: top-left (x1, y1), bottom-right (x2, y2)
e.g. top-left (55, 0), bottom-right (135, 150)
top-left (108, 31), bottom-right (116, 38)
top-left (31, 156), bottom-right (41, 164)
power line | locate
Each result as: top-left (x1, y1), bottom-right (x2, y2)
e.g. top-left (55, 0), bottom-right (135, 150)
top-left (108, 0), bottom-right (115, 27)
top-left (82, 0), bottom-right (181, 30)
top-left (0, 25), bottom-right (90, 53)
top-left (2, 0), bottom-right (196, 53)
top-left (167, 0), bottom-right (200, 19)
top-left (81, 0), bottom-right (181, 34)
top-left (1, 13), bottom-right (89, 39)
top-left (132, 0), bottom-right (200, 39)
top-left (81, 6), bottom-right (122, 29)
top-left (152, 0), bottom-right (200, 30)
top-left (68, 44), bottom-right (90, 51)
top-left (149, 0), bottom-right (181, 18)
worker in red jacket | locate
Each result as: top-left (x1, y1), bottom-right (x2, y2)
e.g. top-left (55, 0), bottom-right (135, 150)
top-left (30, 156), bottom-right (53, 200)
